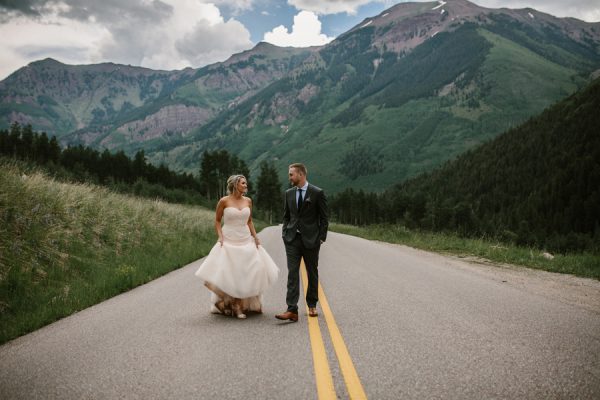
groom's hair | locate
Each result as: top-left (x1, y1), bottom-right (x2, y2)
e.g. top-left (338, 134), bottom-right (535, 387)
top-left (289, 163), bottom-right (307, 176)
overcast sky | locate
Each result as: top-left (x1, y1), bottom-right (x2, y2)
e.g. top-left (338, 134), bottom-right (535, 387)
top-left (0, 0), bottom-right (598, 80)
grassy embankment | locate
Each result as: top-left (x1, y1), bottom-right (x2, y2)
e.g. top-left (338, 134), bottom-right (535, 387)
top-left (330, 223), bottom-right (600, 280)
top-left (0, 161), bottom-right (224, 345)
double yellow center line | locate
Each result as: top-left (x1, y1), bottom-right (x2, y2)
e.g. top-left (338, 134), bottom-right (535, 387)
top-left (300, 260), bottom-right (368, 400)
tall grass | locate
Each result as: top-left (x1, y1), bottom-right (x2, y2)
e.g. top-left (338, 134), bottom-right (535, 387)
top-left (330, 223), bottom-right (600, 280)
top-left (0, 161), bottom-right (216, 344)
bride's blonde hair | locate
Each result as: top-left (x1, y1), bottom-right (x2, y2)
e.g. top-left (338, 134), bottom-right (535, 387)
top-left (227, 175), bottom-right (246, 195)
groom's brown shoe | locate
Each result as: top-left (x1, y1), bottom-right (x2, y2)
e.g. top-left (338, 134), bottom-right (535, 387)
top-left (308, 307), bottom-right (318, 317)
top-left (275, 311), bottom-right (298, 322)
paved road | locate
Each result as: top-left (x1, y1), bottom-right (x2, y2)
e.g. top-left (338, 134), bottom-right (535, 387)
top-left (1, 227), bottom-right (599, 399)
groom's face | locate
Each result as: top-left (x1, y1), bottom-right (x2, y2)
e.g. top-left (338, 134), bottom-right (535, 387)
top-left (288, 167), bottom-right (302, 187)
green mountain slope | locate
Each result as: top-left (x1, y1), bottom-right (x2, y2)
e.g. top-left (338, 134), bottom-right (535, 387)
top-left (384, 76), bottom-right (600, 252)
top-left (0, 58), bottom-right (184, 136)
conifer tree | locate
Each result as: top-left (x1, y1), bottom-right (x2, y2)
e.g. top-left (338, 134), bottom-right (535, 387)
top-left (256, 161), bottom-right (282, 223)
top-left (48, 136), bottom-right (60, 164)
top-left (199, 149), bottom-right (250, 200)
top-left (35, 132), bottom-right (50, 164)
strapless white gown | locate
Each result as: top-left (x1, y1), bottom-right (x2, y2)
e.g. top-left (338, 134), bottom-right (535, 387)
top-left (195, 207), bottom-right (279, 313)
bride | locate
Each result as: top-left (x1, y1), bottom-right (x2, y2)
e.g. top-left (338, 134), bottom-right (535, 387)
top-left (195, 175), bottom-right (279, 319)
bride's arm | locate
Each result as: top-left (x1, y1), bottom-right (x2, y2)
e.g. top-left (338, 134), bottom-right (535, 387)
top-left (247, 198), bottom-right (260, 248)
top-left (215, 198), bottom-right (226, 246)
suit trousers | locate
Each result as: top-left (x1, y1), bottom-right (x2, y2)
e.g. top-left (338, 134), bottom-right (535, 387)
top-left (284, 234), bottom-right (320, 313)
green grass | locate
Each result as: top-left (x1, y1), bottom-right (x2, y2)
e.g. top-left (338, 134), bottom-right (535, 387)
top-left (330, 223), bottom-right (600, 280)
top-left (0, 161), bottom-right (219, 344)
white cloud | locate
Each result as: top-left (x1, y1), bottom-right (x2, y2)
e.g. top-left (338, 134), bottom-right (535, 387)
top-left (474, 1), bottom-right (600, 22)
top-left (212, 0), bottom-right (255, 13)
top-left (0, 11), bottom-right (111, 78)
top-left (0, 0), bottom-right (253, 79)
top-left (100, 0), bottom-right (252, 70)
top-left (288, 0), bottom-right (379, 15)
top-left (135, 0), bottom-right (252, 70)
top-left (263, 10), bottom-right (334, 47)
top-left (175, 17), bottom-right (252, 67)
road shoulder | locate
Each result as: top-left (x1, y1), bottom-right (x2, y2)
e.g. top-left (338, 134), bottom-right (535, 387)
top-left (376, 241), bottom-right (600, 315)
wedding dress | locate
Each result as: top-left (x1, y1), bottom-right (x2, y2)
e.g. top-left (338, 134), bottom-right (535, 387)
top-left (195, 207), bottom-right (279, 315)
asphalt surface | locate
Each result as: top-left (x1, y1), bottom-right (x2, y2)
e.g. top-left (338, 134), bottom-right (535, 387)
top-left (1, 227), bottom-right (599, 399)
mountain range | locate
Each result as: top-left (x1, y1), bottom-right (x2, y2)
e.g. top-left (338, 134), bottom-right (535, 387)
top-left (1, 0), bottom-right (599, 192)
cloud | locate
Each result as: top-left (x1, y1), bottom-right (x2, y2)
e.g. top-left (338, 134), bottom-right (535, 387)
top-left (0, 0), bottom-right (45, 16)
top-left (0, 0), bottom-right (254, 79)
top-left (474, 0), bottom-right (600, 22)
top-left (0, 0), bottom-right (173, 22)
top-left (175, 16), bottom-right (252, 67)
top-left (286, 0), bottom-right (599, 21)
top-left (0, 10), bottom-right (112, 76)
top-left (212, 0), bottom-right (254, 13)
top-left (263, 10), bottom-right (334, 47)
top-left (287, 0), bottom-right (380, 15)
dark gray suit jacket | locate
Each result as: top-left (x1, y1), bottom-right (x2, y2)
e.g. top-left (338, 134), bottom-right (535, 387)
top-left (282, 183), bottom-right (329, 249)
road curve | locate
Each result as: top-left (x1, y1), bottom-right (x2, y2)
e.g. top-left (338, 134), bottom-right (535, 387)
top-left (1, 227), bottom-right (599, 399)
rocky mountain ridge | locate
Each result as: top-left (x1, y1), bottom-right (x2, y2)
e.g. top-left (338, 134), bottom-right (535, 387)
top-left (0, 43), bottom-right (315, 147)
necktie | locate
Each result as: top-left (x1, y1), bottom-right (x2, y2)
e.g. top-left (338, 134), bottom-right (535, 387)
top-left (297, 188), bottom-right (303, 210)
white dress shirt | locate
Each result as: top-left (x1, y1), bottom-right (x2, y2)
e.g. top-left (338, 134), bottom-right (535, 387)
top-left (296, 182), bottom-right (309, 208)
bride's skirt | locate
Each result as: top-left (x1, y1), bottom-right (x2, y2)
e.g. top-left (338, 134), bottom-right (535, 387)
top-left (195, 236), bottom-right (279, 314)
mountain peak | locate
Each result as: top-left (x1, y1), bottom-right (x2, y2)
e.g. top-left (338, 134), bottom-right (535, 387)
top-left (220, 41), bottom-right (319, 67)
top-left (28, 58), bottom-right (65, 67)
top-left (342, 0), bottom-right (490, 53)
top-left (343, 0), bottom-right (600, 55)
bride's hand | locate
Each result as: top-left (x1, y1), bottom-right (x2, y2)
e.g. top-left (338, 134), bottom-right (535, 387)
top-left (218, 238), bottom-right (224, 247)
top-left (254, 237), bottom-right (260, 248)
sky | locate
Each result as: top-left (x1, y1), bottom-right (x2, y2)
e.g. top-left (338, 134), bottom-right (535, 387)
top-left (0, 0), bottom-right (599, 80)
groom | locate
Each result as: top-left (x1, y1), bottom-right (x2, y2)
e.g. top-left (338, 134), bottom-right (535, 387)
top-left (276, 163), bottom-right (329, 322)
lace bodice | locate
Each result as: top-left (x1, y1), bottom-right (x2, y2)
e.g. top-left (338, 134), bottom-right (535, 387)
top-left (222, 207), bottom-right (251, 243)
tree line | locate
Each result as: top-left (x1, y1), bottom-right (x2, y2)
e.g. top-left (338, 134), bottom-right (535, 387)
top-left (0, 123), bottom-right (283, 215)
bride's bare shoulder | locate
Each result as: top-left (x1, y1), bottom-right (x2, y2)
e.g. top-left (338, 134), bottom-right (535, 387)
top-left (217, 196), bottom-right (231, 208)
